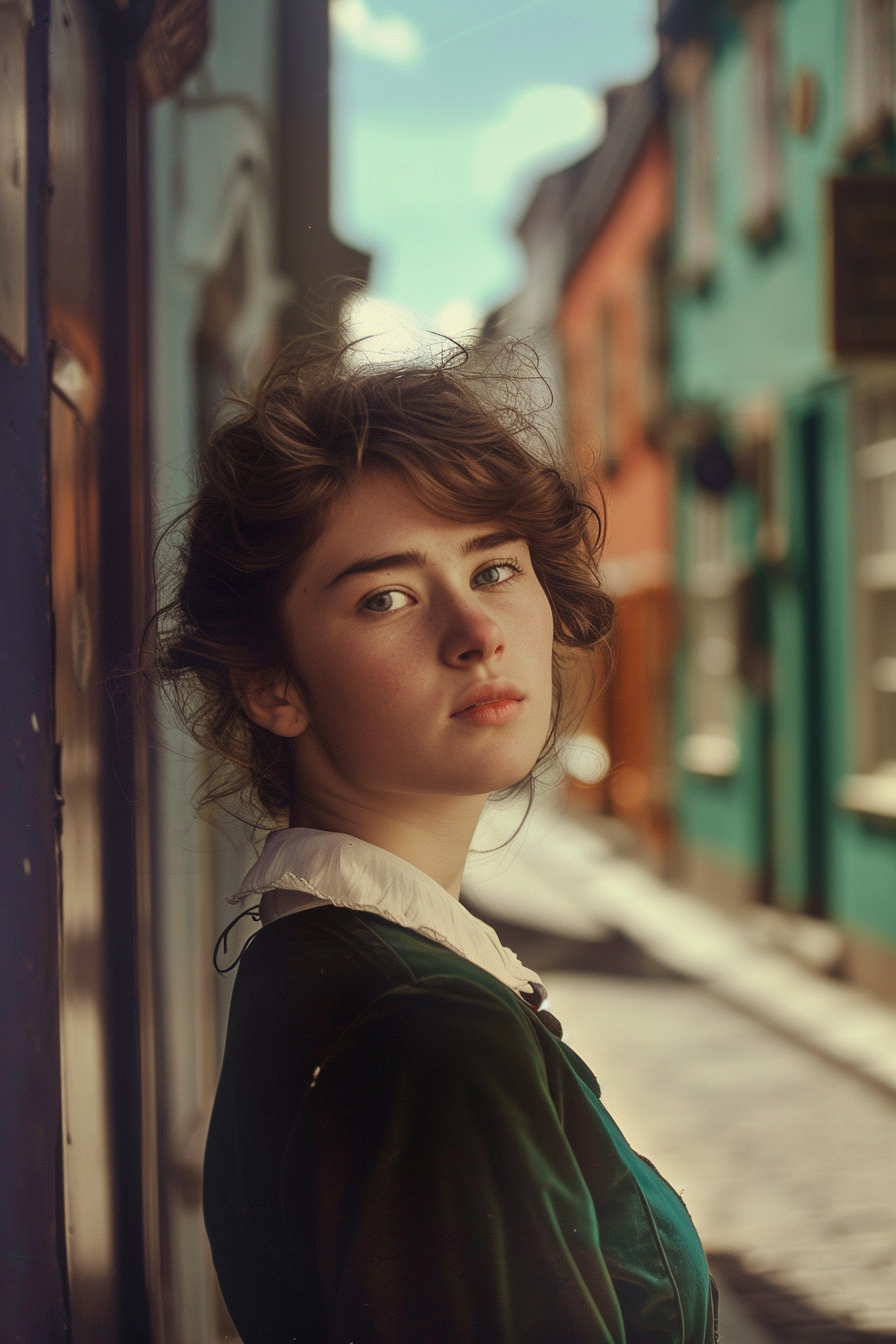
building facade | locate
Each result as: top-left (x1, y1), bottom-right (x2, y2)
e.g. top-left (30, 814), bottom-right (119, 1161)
top-left (663, 0), bottom-right (896, 995)
top-left (555, 74), bottom-right (677, 858)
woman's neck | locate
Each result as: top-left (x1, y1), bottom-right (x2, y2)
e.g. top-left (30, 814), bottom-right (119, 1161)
top-left (288, 790), bottom-right (488, 899)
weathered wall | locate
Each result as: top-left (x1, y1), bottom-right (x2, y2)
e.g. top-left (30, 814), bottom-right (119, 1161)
top-left (0, 4), bottom-right (69, 1337)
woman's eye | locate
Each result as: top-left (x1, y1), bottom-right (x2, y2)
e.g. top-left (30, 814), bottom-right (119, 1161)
top-left (473, 562), bottom-right (519, 588)
top-left (361, 589), bottom-right (411, 614)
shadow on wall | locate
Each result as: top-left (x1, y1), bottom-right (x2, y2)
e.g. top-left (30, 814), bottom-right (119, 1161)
top-left (709, 1253), bottom-right (896, 1344)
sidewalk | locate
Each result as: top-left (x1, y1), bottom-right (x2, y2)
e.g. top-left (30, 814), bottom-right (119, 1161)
top-left (462, 802), bottom-right (896, 1097)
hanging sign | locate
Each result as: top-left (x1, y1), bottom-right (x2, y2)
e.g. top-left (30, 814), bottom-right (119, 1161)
top-left (831, 175), bottom-right (896, 358)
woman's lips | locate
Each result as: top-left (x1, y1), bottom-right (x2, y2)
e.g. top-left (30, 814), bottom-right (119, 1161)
top-left (450, 683), bottom-right (524, 727)
top-left (453, 698), bottom-right (523, 727)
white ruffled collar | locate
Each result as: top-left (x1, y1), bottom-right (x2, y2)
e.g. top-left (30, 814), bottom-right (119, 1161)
top-left (233, 827), bottom-right (546, 1004)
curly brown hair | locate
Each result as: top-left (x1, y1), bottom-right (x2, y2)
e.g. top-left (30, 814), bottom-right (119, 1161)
top-left (152, 340), bottom-right (613, 826)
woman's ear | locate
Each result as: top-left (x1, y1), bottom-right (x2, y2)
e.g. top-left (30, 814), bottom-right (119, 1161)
top-left (231, 668), bottom-right (310, 739)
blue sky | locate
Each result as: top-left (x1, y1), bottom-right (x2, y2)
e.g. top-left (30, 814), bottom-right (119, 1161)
top-left (330, 0), bottom-right (657, 345)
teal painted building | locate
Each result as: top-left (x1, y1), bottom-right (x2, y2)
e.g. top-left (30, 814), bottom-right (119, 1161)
top-left (663, 0), bottom-right (896, 996)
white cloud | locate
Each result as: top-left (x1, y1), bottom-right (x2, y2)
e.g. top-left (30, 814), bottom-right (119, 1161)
top-left (432, 296), bottom-right (481, 340)
top-left (330, 0), bottom-right (423, 65)
top-left (472, 84), bottom-right (604, 205)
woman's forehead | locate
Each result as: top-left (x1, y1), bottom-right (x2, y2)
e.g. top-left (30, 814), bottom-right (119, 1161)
top-left (295, 471), bottom-right (519, 589)
top-left (328, 471), bottom-right (504, 544)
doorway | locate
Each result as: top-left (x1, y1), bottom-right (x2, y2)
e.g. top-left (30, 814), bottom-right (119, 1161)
top-left (796, 403), bottom-right (828, 915)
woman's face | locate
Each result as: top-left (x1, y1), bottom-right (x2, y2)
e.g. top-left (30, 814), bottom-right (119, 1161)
top-left (276, 468), bottom-right (555, 803)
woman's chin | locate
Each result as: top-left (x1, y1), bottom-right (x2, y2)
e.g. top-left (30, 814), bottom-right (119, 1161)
top-left (440, 756), bottom-right (541, 798)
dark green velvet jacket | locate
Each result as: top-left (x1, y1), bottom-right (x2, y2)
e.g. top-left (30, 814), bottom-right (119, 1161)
top-left (204, 905), bottom-right (718, 1343)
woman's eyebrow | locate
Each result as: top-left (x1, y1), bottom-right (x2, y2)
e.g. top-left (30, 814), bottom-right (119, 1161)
top-left (328, 550), bottom-right (426, 585)
top-left (328, 531), bottom-right (525, 587)
top-left (461, 529), bottom-right (524, 555)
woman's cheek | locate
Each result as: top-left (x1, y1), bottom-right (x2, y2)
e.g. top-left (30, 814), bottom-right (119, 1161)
top-left (337, 649), bottom-right (412, 721)
top-left (525, 591), bottom-right (555, 674)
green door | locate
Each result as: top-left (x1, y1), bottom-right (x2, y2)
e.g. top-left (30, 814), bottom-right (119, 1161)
top-left (767, 397), bottom-right (837, 914)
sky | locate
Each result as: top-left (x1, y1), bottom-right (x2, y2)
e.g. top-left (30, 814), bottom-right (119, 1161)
top-left (330, 0), bottom-right (658, 353)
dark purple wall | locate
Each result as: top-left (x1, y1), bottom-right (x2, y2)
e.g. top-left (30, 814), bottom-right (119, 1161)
top-left (0, 3), bottom-right (69, 1338)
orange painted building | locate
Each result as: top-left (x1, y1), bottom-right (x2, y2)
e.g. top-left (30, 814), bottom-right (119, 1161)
top-left (554, 74), bottom-right (676, 857)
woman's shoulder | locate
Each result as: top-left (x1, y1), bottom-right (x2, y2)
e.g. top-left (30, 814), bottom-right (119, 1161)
top-left (247, 901), bottom-right (532, 990)
top-left (227, 904), bottom-right (538, 1057)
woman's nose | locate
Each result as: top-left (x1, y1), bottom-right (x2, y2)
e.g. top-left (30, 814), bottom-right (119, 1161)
top-left (440, 597), bottom-right (504, 666)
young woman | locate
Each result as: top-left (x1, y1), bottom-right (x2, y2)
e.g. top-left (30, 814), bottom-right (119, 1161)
top-left (157, 345), bottom-right (717, 1343)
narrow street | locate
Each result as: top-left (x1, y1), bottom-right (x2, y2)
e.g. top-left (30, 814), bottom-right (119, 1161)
top-left (464, 804), bottom-right (896, 1343)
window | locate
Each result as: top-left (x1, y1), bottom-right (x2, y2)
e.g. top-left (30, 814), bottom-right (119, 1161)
top-left (737, 397), bottom-right (787, 563)
top-left (597, 300), bottom-right (618, 473)
top-left (861, 443), bottom-right (896, 766)
top-left (742, 0), bottom-right (783, 243)
top-left (0, 1), bottom-right (30, 359)
top-left (844, 0), bottom-right (896, 153)
top-left (669, 41), bottom-right (715, 286)
top-left (840, 384), bottom-right (896, 815)
top-left (640, 233), bottom-right (671, 441)
top-left (679, 491), bottom-right (741, 776)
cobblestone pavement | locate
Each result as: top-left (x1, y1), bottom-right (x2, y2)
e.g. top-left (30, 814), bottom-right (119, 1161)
top-left (545, 971), bottom-right (896, 1343)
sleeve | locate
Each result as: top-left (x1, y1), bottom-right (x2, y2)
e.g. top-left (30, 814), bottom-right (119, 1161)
top-left (283, 976), bottom-right (626, 1344)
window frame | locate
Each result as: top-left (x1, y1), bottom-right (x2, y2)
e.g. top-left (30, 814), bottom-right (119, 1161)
top-left (842, 0), bottom-right (896, 157)
top-left (679, 488), bottom-right (743, 778)
top-left (668, 40), bottom-right (716, 289)
top-left (741, 0), bottom-right (785, 245)
top-left (839, 377), bottom-right (896, 817)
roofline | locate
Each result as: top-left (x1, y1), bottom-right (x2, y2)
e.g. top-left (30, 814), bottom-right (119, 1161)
top-left (560, 65), bottom-right (664, 285)
top-left (483, 66), bottom-right (665, 337)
